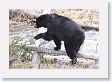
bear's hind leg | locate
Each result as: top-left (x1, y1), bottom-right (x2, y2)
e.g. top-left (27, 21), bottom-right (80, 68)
top-left (64, 41), bottom-right (78, 64)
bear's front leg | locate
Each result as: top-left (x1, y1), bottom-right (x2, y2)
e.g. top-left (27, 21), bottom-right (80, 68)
top-left (34, 32), bottom-right (52, 41)
top-left (52, 35), bottom-right (61, 51)
top-left (34, 33), bottom-right (44, 40)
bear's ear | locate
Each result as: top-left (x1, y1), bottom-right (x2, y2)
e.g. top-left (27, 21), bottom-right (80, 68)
top-left (37, 14), bottom-right (47, 22)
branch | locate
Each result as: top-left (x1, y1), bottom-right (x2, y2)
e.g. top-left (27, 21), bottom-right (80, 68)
top-left (16, 44), bottom-right (99, 60)
top-left (81, 25), bottom-right (99, 31)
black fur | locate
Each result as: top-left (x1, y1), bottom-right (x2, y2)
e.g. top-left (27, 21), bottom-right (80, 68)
top-left (34, 14), bottom-right (85, 64)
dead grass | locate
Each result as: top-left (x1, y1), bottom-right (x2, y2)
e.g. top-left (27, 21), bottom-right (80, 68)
top-left (9, 9), bottom-right (99, 28)
top-left (39, 57), bottom-right (98, 69)
top-left (10, 56), bottom-right (98, 69)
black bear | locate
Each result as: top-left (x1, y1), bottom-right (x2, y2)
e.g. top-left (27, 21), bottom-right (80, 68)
top-left (34, 14), bottom-right (85, 64)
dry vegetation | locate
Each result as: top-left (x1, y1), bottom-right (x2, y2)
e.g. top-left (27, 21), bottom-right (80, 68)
top-left (51, 9), bottom-right (99, 27)
top-left (9, 9), bottom-right (99, 28)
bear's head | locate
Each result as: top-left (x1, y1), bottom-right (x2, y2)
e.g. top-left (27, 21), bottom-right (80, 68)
top-left (35, 14), bottom-right (49, 28)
